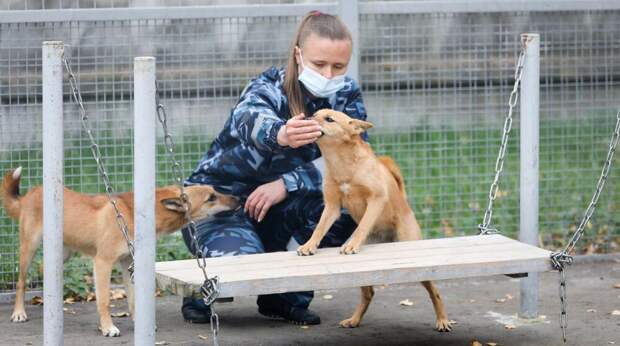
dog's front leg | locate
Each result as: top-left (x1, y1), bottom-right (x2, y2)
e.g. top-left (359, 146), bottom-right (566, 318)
top-left (94, 255), bottom-right (121, 337)
top-left (119, 256), bottom-right (135, 319)
top-left (297, 201), bottom-right (341, 256)
top-left (341, 197), bottom-right (386, 254)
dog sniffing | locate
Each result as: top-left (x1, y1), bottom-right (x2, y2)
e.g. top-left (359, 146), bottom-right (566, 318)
top-left (296, 109), bottom-right (453, 331)
top-left (1, 167), bottom-right (238, 337)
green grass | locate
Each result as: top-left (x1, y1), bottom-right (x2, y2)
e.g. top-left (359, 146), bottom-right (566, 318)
top-left (1, 118), bottom-right (619, 295)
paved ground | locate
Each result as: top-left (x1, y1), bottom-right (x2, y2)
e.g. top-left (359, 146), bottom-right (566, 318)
top-left (2, 256), bottom-right (619, 346)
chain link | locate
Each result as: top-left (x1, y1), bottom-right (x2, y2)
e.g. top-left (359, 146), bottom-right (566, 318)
top-left (155, 83), bottom-right (220, 346)
top-left (478, 39), bottom-right (527, 235)
top-left (63, 55), bottom-right (136, 281)
top-left (550, 108), bottom-right (620, 342)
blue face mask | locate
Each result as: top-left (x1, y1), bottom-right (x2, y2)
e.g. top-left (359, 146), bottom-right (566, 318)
top-left (297, 50), bottom-right (346, 98)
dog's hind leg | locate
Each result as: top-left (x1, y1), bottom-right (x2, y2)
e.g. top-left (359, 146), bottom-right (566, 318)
top-left (119, 256), bottom-right (135, 319)
top-left (11, 223), bottom-right (42, 323)
top-left (339, 286), bottom-right (374, 328)
top-left (420, 280), bottom-right (452, 332)
top-left (94, 255), bottom-right (121, 337)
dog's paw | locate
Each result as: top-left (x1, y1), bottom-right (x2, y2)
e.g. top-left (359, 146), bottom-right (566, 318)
top-left (100, 325), bottom-right (121, 337)
top-left (340, 244), bottom-right (360, 255)
top-left (297, 243), bottom-right (318, 256)
top-left (10, 310), bottom-right (28, 323)
top-left (339, 317), bottom-right (361, 328)
top-left (435, 318), bottom-right (453, 332)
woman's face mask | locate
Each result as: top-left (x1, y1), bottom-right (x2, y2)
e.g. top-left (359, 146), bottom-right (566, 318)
top-left (297, 49), bottom-right (346, 98)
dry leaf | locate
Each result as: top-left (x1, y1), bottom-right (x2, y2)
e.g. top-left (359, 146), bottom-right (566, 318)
top-left (505, 294), bottom-right (513, 300)
top-left (587, 309), bottom-right (597, 313)
top-left (608, 342), bottom-right (615, 345)
top-left (399, 299), bottom-right (414, 306)
top-left (300, 326), bottom-right (309, 329)
top-left (63, 307), bottom-right (68, 311)
top-left (613, 283), bottom-right (620, 289)
top-left (611, 310), bottom-right (620, 316)
top-left (469, 299), bottom-right (476, 303)
top-left (471, 341), bottom-right (482, 346)
top-left (31, 296), bottom-right (44, 305)
top-left (86, 292), bottom-right (96, 302)
top-left (198, 335), bottom-right (209, 340)
top-left (111, 311), bottom-right (130, 318)
top-left (487, 343), bottom-right (498, 346)
top-left (504, 324), bottom-right (516, 330)
top-left (64, 297), bottom-right (75, 305)
top-left (495, 298), bottom-right (507, 303)
top-left (448, 320), bottom-right (458, 325)
top-left (322, 294), bottom-right (333, 300)
top-left (110, 288), bottom-right (127, 300)
top-left (155, 342), bottom-right (168, 345)
top-left (155, 289), bottom-right (163, 297)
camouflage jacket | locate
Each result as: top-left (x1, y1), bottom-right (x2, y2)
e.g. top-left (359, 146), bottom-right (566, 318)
top-left (186, 66), bottom-right (369, 198)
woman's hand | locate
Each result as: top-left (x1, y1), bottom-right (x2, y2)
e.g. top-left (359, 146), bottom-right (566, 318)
top-left (245, 178), bottom-right (288, 222)
top-left (277, 114), bottom-right (322, 148)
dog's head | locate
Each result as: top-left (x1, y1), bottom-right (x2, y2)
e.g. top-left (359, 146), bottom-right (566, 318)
top-left (312, 109), bottom-right (373, 144)
top-left (160, 185), bottom-right (239, 220)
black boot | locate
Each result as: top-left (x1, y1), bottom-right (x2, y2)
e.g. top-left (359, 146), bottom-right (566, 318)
top-left (257, 294), bottom-right (321, 325)
top-left (181, 297), bottom-right (211, 324)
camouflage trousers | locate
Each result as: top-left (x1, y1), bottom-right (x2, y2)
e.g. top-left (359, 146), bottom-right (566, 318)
top-left (182, 192), bottom-right (357, 309)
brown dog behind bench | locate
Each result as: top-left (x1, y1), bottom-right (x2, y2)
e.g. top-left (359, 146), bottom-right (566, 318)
top-left (1, 167), bottom-right (238, 337)
top-left (297, 109), bottom-right (453, 331)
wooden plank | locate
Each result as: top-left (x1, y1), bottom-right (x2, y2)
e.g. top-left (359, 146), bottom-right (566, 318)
top-left (155, 235), bottom-right (553, 298)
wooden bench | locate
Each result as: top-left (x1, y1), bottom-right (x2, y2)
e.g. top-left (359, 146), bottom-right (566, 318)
top-left (155, 234), bottom-right (553, 297)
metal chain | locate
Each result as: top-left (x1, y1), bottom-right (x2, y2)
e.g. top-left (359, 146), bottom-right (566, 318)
top-left (63, 54), bottom-right (136, 281)
top-left (478, 39), bottom-right (527, 235)
top-left (550, 108), bottom-right (620, 342)
top-left (155, 83), bottom-right (220, 346)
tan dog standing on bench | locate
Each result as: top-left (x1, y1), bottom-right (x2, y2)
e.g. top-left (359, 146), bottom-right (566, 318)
top-left (1, 167), bottom-right (238, 337)
top-left (297, 109), bottom-right (452, 331)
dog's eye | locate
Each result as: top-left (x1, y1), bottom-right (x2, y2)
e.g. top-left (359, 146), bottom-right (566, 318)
top-left (207, 194), bottom-right (217, 202)
top-left (325, 117), bottom-right (334, 123)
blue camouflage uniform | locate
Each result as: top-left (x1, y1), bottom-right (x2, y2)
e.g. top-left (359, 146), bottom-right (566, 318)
top-left (182, 66), bottom-right (369, 309)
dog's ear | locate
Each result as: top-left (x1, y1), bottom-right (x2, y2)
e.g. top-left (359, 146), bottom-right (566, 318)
top-left (349, 119), bottom-right (373, 135)
top-left (161, 198), bottom-right (185, 213)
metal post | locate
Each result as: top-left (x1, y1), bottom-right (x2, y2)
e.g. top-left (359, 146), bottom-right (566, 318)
top-left (134, 57), bottom-right (157, 345)
top-left (42, 41), bottom-right (64, 346)
top-left (338, 0), bottom-right (359, 82)
top-left (519, 33), bottom-right (540, 319)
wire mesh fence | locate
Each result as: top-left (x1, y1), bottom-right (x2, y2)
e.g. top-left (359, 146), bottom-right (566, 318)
top-left (0, 2), bottom-right (619, 295)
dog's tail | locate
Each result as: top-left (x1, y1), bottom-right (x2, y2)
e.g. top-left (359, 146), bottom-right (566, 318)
top-left (378, 156), bottom-right (407, 197)
top-left (1, 167), bottom-right (23, 219)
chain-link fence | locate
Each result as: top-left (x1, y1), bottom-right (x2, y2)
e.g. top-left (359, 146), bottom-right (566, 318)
top-left (1, 1), bottom-right (619, 296)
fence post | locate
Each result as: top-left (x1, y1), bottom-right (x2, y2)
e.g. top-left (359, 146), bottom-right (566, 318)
top-left (42, 40), bottom-right (65, 346)
top-left (519, 33), bottom-right (540, 319)
top-left (338, 0), bottom-right (359, 82)
top-left (134, 57), bottom-right (157, 345)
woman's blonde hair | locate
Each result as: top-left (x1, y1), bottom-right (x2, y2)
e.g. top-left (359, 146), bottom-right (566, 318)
top-left (283, 11), bottom-right (352, 118)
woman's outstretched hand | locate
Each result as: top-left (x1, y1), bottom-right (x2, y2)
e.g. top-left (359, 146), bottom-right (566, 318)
top-left (277, 114), bottom-right (322, 148)
top-left (245, 178), bottom-right (288, 222)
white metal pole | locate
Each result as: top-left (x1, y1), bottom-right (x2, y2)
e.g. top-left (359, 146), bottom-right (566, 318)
top-left (42, 41), bottom-right (65, 346)
top-left (338, 0), bottom-right (359, 82)
top-left (519, 33), bottom-right (540, 319)
top-left (134, 57), bottom-right (157, 345)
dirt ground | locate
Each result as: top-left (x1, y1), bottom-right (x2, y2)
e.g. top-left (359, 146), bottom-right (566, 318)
top-left (2, 255), bottom-right (619, 346)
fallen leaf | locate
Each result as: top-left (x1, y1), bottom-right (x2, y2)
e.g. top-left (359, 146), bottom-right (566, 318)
top-left (471, 341), bottom-right (482, 346)
top-left (64, 297), bottom-right (75, 305)
top-left (155, 289), bottom-right (163, 297)
top-left (505, 294), bottom-right (513, 300)
top-left (31, 296), bottom-right (43, 305)
top-left (111, 311), bottom-right (130, 318)
top-left (608, 342), bottom-right (615, 345)
top-left (495, 298), bottom-right (507, 303)
top-left (86, 292), bottom-right (96, 302)
top-left (110, 288), bottom-right (126, 300)
top-left (155, 342), bottom-right (168, 345)
top-left (448, 320), bottom-right (458, 325)
top-left (300, 325), bottom-right (309, 329)
top-left (399, 299), bottom-right (414, 306)
top-left (198, 335), bottom-right (209, 340)
top-left (504, 324), bottom-right (516, 330)
top-left (587, 309), bottom-right (597, 313)
top-left (487, 343), bottom-right (498, 346)
top-left (63, 307), bottom-right (68, 311)
top-left (611, 310), bottom-right (620, 316)
top-left (110, 304), bottom-right (116, 308)
top-left (469, 299), bottom-right (476, 303)
top-left (613, 283), bottom-right (620, 289)
top-left (322, 294), bottom-right (333, 300)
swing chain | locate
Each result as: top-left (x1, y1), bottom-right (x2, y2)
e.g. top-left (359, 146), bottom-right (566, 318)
top-left (550, 108), bottom-right (620, 342)
top-left (155, 83), bottom-right (220, 346)
top-left (63, 54), bottom-right (136, 281)
top-left (478, 39), bottom-right (527, 235)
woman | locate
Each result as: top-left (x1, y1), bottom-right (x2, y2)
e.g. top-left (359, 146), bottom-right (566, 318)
top-left (181, 11), bottom-right (369, 325)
